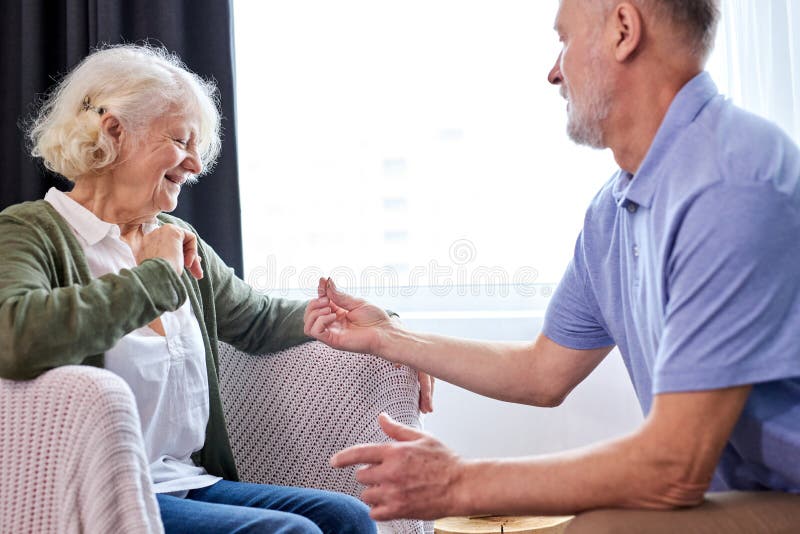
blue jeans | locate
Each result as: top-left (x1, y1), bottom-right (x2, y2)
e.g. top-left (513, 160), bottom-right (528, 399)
top-left (156, 479), bottom-right (376, 534)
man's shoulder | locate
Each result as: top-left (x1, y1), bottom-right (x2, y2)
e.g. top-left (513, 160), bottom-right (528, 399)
top-left (695, 97), bottom-right (800, 190)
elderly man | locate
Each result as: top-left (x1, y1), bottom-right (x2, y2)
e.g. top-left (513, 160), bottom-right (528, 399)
top-left (303, 0), bottom-right (800, 531)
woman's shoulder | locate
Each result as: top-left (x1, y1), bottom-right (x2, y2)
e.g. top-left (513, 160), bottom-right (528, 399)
top-left (0, 199), bottom-right (67, 235)
top-left (0, 200), bottom-right (79, 255)
top-left (1, 199), bottom-right (55, 220)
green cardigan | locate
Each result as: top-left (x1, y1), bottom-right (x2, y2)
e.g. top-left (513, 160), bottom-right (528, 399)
top-left (0, 200), bottom-right (311, 481)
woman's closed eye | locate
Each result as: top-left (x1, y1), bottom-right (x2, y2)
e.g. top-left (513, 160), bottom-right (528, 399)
top-left (172, 137), bottom-right (189, 147)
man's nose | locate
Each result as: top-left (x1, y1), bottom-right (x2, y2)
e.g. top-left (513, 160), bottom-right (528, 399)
top-left (548, 52), bottom-right (563, 85)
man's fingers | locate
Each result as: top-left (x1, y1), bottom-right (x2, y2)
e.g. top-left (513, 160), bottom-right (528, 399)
top-left (355, 464), bottom-right (391, 486)
top-left (419, 372), bottom-right (434, 414)
top-left (369, 505), bottom-right (399, 522)
top-left (330, 443), bottom-right (390, 468)
top-left (326, 278), bottom-right (364, 310)
top-left (369, 502), bottom-right (409, 522)
top-left (378, 412), bottom-right (425, 441)
top-left (317, 277), bottom-right (328, 297)
top-left (360, 485), bottom-right (388, 508)
top-left (328, 299), bottom-right (344, 314)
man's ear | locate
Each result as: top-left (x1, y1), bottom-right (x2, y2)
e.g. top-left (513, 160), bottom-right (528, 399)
top-left (99, 114), bottom-right (125, 148)
top-left (612, 2), bottom-right (643, 62)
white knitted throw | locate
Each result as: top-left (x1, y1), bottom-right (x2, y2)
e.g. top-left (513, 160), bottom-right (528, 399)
top-left (0, 365), bottom-right (162, 534)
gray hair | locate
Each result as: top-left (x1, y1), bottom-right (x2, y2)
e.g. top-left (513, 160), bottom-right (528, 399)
top-left (28, 44), bottom-right (222, 180)
top-left (647, 0), bottom-right (720, 59)
top-left (589, 0), bottom-right (720, 61)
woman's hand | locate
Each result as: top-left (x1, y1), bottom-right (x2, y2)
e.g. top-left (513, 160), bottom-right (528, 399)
top-left (305, 278), bottom-right (435, 413)
top-left (136, 223), bottom-right (203, 279)
top-left (304, 278), bottom-right (393, 355)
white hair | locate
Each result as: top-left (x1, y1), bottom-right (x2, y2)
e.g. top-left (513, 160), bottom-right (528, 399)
top-left (28, 44), bottom-right (222, 180)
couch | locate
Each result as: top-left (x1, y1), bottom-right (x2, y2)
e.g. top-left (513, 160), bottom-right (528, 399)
top-left (0, 341), bottom-right (430, 533)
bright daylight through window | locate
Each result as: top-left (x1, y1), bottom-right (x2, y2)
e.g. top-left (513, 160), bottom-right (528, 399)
top-left (232, 0), bottom-right (769, 337)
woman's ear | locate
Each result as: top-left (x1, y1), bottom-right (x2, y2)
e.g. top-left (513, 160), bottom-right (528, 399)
top-left (99, 114), bottom-right (125, 149)
top-left (612, 2), bottom-right (644, 62)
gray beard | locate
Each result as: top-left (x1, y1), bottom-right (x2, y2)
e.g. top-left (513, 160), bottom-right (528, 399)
top-left (566, 85), bottom-right (612, 149)
top-left (564, 51), bottom-right (613, 149)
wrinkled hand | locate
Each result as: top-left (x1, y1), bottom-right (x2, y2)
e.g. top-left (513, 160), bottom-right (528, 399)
top-left (304, 278), bottom-right (393, 355)
top-left (331, 413), bottom-right (463, 521)
top-left (136, 223), bottom-right (203, 279)
top-left (305, 278), bottom-right (435, 412)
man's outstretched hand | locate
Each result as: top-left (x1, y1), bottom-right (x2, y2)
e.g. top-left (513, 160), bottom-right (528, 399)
top-left (331, 413), bottom-right (464, 520)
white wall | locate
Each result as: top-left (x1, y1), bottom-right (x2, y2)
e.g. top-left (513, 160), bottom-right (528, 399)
top-left (402, 317), bottom-right (644, 459)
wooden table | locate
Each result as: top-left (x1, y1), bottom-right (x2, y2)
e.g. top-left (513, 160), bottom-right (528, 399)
top-left (434, 515), bottom-right (574, 534)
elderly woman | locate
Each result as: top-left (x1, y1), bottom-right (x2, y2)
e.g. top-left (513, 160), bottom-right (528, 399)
top-left (0, 45), bottom-right (377, 534)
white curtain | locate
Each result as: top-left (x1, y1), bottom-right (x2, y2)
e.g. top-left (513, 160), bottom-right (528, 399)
top-left (709, 0), bottom-right (800, 142)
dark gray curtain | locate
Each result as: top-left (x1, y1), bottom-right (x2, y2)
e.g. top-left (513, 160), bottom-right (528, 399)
top-left (0, 0), bottom-right (244, 276)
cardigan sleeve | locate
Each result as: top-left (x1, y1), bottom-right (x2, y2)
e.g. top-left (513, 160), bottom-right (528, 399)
top-left (198, 236), bottom-right (312, 355)
top-left (0, 214), bottom-right (188, 380)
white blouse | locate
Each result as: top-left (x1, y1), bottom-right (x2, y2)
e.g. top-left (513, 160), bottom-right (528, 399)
top-left (45, 188), bottom-right (221, 497)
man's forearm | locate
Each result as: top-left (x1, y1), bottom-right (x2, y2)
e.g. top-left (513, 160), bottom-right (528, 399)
top-left (377, 326), bottom-right (611, 406)
top-left (377, 325), bottom-right (551, 404)
top-left (450, 431), bottom-right (707, 517)
top-left (445, 387), bottom-right (751, 517)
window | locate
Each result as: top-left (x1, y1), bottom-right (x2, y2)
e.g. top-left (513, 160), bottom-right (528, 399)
top-left (233, 0), bottom-right (615, 338)
top-left (233, 0), bottom-right (798, 339)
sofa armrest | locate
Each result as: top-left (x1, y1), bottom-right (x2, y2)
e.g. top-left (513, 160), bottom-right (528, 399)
top-left (0, 365), bottom-right (162, 534)
top-left (218, 340), bottom-right (429, 534)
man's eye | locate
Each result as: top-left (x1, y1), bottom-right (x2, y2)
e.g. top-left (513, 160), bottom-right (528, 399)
top-left (173, 138), bottom-right (189, 147)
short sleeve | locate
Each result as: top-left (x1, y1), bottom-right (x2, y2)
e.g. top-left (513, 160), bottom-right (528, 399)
top-left (654, 182), bottom-right (800, 393)
top-left (543, 231), bottom-right (615, 350)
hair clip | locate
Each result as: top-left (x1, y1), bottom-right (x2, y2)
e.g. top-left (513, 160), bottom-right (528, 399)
top-left (81, 96), bottom-right (106, 115)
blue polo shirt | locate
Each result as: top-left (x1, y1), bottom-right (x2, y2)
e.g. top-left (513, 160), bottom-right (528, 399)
top-left (543, 72), bottom-right (800, 492)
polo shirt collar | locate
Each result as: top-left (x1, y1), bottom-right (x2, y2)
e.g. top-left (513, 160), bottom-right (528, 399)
top-left (615, 71), bottom-right (719, 209)
top-left (44, 187), bottom-right (159, 245)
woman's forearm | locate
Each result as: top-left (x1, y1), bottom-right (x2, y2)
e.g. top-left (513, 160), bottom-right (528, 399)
top-left (0, 258), bottom-right (187, 380)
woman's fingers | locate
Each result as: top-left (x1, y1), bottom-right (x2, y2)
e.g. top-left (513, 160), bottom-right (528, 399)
top-left (309, 311), bottom-right (338, 338)
top-left (304, 306), bottom-right (332, 335)
top-left (181, 228), bottom-right (203, 279)
top-left (188, 255), bottom-right (203, 279)
top-left (304, 296), bottom-right (330, 323)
